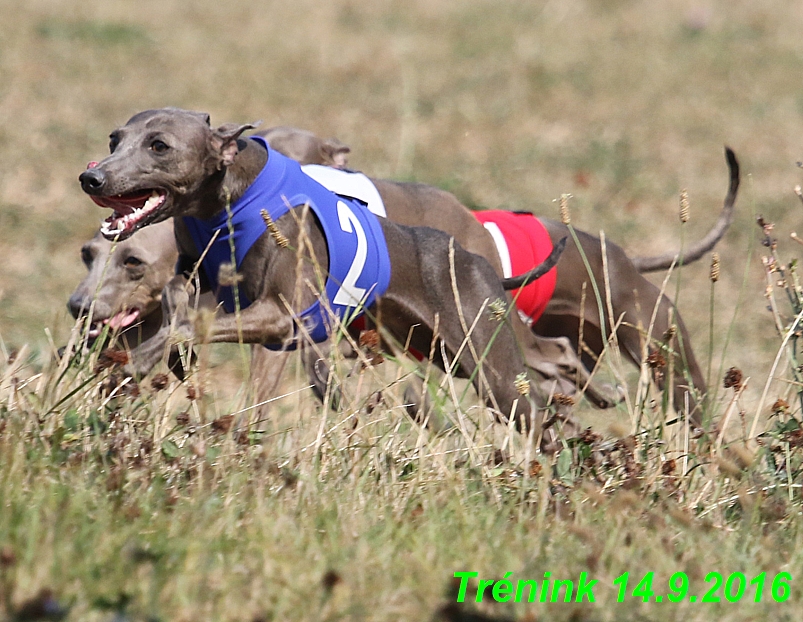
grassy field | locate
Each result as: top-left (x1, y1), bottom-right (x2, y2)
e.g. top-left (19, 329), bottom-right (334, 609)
top-left (2, 0), bottom-right (803, 620)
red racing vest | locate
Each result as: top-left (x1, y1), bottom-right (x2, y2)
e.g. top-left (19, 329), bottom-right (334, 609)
top-left (474, 211), bottom-right (557, 325)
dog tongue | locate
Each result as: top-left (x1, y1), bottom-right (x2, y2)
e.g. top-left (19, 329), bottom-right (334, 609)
top-left (105, 309), bottom-right (140, 329)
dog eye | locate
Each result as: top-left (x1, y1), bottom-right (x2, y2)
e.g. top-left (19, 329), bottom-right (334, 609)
top-left (80, 247), bottom-right (93, 265)
top-left (150, 140), bottom-right (169, 154)
top-left (124, 256), bottom-right (143, 268)
top-left (109, 135), bottom-right (119, 153)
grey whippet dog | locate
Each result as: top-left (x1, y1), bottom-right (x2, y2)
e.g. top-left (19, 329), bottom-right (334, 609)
top-left (78, 108), bottom-right (572, 448)
top-left (67, 125), bottom-right (352, 379)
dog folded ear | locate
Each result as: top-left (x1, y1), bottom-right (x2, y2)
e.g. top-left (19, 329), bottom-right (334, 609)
top-left (187, 110), bottom-right (211, 126)
top-left (211, 122), bottom-right (257, 168)
top-left (321, 137), bottom-right (351, 168)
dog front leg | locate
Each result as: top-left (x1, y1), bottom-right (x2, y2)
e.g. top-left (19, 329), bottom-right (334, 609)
top-left (125, 275), bottom-right (195, 377)
top-left (126, 292), bottom-right (295, 377)
top-left (203, 298), bottom-right (296, 346)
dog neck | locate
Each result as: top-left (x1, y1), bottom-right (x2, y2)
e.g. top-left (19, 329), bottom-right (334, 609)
top-left (191, 138), bottom-right (269, 221)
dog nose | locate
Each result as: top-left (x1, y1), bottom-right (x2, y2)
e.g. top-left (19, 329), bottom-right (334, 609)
top-left (79, 167), bottom-right (106, 194)
top-left (67, 293), bottom-right (88, 319)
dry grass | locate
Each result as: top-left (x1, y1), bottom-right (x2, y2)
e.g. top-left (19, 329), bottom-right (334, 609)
top-left (3, 0), bottom-right (803, 620)
top-left (2, 320), bottom-right (802, 621)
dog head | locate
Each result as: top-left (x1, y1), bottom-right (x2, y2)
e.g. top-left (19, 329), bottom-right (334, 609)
top-left (68, 219), bottom-right (178, 342)
top-left (78, 108), bottom-right (255, 240)
top-left (257, 126), bottom-right (350, 168)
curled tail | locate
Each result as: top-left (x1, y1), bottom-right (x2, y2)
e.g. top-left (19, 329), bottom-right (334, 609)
top-left (502, 237), bottom-right (566, 290)
top-left (632, 147), bottom-right (739, 273)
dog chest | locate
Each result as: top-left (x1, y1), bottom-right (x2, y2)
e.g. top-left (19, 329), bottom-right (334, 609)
top-left (181, 138), bottom-right (391, 347)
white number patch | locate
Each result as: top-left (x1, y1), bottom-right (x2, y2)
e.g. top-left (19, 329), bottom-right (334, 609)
top-left (332, 201), bottom-right (368, 306)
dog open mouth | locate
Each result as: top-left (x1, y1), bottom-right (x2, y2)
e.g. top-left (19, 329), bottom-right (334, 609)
top-left (93, 190), bottom-right (166, 239)
top-left (86, 308), bottom-right (142, 339)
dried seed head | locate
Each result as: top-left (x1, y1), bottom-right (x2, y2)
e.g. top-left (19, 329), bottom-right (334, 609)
top-left (175, 412), bottom-right (191, 426)
top-left (358, 329), bottom-right (380, 351)
top-left (662, 325), bottom-right (677, 343)
top-left (710, 252), bottom-right (720, 283)
top-left (151, 373), bottom-right (169, 391)
top-left (260, 209), bottom-right (289, 248)
top-left (723, 366), bottom-right (743, 390)
top-left (552, 393), bottom-right (576, 407)
top-left (212, 414), bottom-right (235, 434)
top-left (647, 350), bottom-right (666, 369)
top-left (771, 398), bottom-right (790, 415)
top-left (579, 427), bottom-right (600, 444)
top-left (96, 348), bottom-right (129, 371)
top-left (488, 298), bottom-right (507, 322)
top-left (217, 263), bottom-right (243, 288)
top-left (514, 372), bottom-right (530, 396)
top-left (555, 193), bottom-right (572, 225)
top-left (783, 428), bottom-right (803, 447)
top-left (363, 352), bottom-right (384, 367)
top-left (358, 331), bottom-right (384, 367)
top-left (679, 189), bottom-right (690, 223)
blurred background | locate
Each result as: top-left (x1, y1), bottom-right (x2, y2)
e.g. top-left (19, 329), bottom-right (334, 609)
top-left (2, 0), bottom-right (803, 404)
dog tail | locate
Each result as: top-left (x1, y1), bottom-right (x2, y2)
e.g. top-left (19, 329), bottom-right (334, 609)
top-left (631, 146), bottom-right (739, 273)
top-left (501, 237), bottom-right (566, 290)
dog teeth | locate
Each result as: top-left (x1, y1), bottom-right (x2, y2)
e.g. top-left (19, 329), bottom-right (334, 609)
top-left (100, 191), bottom-right (164, 237)
top-left (144, 191), bottom-right (162, 210)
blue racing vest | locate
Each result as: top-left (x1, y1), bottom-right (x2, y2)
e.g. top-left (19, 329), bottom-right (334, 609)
top-left (181, 136), bottom-right (391, 348)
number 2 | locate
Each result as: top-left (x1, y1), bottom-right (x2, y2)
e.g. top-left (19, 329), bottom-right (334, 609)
top-left (333, 201), bottom-right (369, 306)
